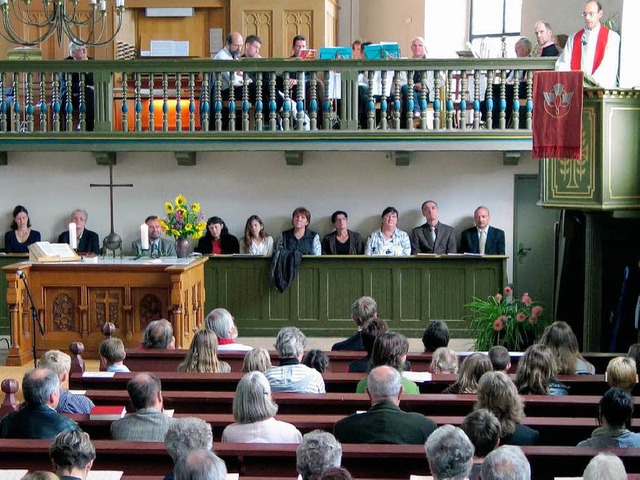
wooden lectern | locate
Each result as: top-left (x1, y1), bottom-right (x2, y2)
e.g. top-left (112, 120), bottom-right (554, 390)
top-left (2, 257), bottom-right (207, 365)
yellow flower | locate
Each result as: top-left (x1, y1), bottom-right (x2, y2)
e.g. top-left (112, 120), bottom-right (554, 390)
top-left (159, 219), bottom-right (169, 231)
top-left (185, 223), bottom-right (194, 232)
top-left (171, 229), bottom-right (180, 237)
top-left (175, 195), bottom-right (187, 206)
top-left (164, 202), bottom-right (174, 213)
top-left (192, 203), bottom-right (200, 213)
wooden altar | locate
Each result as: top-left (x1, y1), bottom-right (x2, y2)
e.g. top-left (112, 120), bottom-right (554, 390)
top-left (2, 257), bottom-right (206, 366)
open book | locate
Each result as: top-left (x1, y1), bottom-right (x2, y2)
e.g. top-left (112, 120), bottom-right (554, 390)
top-left (29, 242), bottom-right (80, 262)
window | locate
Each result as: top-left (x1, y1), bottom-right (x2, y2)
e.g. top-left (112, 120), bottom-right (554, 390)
top-left (469, 0), bottom-right (523, 58)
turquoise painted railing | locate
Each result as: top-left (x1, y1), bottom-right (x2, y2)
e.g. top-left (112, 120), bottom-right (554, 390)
top-left (0, 57), bottom-right (555, 139)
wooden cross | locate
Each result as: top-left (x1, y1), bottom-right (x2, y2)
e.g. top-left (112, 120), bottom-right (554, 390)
top-left (90, 165), bottom-right (133, 253)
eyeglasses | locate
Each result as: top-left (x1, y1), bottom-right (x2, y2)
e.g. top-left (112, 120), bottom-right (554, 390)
top-left (581, 10), bottom-right (599, 18)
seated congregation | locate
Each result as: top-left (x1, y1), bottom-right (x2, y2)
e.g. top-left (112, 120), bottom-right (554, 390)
top-left (2, 293), bottom-right (640, 478)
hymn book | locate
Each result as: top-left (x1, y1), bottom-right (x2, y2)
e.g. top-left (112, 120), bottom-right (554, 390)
top-left (28, 242), bottom-right (80, 263)
top-left (90, 405), bottom-right (127, 420)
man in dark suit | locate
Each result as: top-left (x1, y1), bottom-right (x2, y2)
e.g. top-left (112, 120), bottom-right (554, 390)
top-left (534, 21), bottom-right (560, 57)
top-left (410, 200), bottom-right (457, 254)
top-left (333, 366), bottom-right (437, 444)
top-left (460, 206), bottom-right (505, 255)
top-left (57, 208), bottom-right (100, 254)
top-left (0, 368), bottom-right (80, 439)
top-left (331, 296), bottom-right (377, 351)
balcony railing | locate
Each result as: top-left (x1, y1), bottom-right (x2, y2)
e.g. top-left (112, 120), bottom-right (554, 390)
top-left (0, 57), bottom-right (556, 152)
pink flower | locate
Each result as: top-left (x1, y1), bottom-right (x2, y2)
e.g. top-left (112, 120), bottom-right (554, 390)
top-left (529, 316), bottom-right (538, 325)
top-left (498, 315), bottom-right (508, 323)
top-left (504, 286), bottom-right (512, 294)
top-left (531, 306), bottom-right (544, 317)
top-left (493, 318), bottom-right (504, 331)
top-left (495, 293), bottom-right (503, 302)
top-left (516, 312), bottom-right (526, 322)
top-left (522, 293), bottom-right (532, 306)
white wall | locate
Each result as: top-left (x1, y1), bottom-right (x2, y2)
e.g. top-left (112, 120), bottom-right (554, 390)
top-left (0, 150), bottom-right (539, 279)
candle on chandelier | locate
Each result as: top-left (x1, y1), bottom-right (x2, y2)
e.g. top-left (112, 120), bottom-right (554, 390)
top-left (140, 223), bottom-right (149, 250)
top-left (116, 0), bottom-right (124, 6)
top-left (89, 0), bottom-right (97, 4)
top-left (99, 0), bottom-right (106, 11)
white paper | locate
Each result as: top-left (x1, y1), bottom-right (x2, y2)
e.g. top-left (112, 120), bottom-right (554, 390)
top-left (87, 471), bottom-right (124, 480)
top-left (82, 371), bottom-right (116, 378)
top-left (68, 389), bottom-right (87, 394)
top-left (150, 40), bottom-right (189, 57)
top-left (0, 470), bottom-right (28, 480)
top-left (402, 371), bottom-right (432, 383)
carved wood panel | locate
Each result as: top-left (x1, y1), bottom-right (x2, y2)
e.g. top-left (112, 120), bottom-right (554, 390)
top-left (133, 287), bottom-right (170, 337)
top-left (243, 10), bottom-right (273, 57)
top-left (44, 288), bottom-right (80, 332)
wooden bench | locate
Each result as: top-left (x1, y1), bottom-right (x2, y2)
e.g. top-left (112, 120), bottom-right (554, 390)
top-left (67, 411), bottom-right (632, 446)
top-left (69, 371), bottom-right (625, 396)
top-left (120, 348), bottom-right (622, 374)
top-left (0, 439), bottom-right (638, 480)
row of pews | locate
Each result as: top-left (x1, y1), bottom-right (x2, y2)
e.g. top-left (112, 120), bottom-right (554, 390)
top-left (1, 344), bottom-right (637, 479)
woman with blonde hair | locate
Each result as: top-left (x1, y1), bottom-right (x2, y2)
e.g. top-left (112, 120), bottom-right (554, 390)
top-left (242, 215), bottom-right (274, 255)
top-left (222, 371), bottom-right (302, 443)
top-left (442, 352), bottom-right (492, 394)
top-left (178, 329), bottom-right (231, 373)
top-left (515, 344), bottom-right (568, 396)
top-left (541, 321), bottom-right (595, 374)
top-left (476, 371), bottom-right (539, 445)
top-left (430, 347), bottom-right (459, 374)
top-left (242, 348), bottom-right (272, 373)
top-left (606, 356), bottom-right (638, 393)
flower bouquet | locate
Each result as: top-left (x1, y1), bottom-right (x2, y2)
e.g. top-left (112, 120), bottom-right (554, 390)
top-left (467, 286), bottom-right (550, 351)
top-left (160, 194), bottom-right (207, 240)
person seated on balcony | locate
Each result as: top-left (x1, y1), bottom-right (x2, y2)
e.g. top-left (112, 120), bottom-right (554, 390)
top-left (321, 210), bottom-right (364, 255)
top-left (4, 204), bottom-right (41, 253)
top-left (275, 207), bottom-right (321, 256)
top-left (195, 216), bottom-right (240, 255)
top-left (365, 207), bottom-right (411, 256)
top-left (399, 36), bottom-right (431, 129)
top-left (60, 42), bottom-right (94, 131)
top-left (351, 40), bottom-right (364, 59)
top-left (533, 21), bottom-right (560, 57)
top-left (132, 215), bottom-right (176, 257)
top-left (332, 296), bottom-right (377, 352)
top-left (57, 208), bottom-right (100, 254)
top-left (578, 388), bottom-right (640, 447)
top-left (209, 32), bottom-right (244, 130)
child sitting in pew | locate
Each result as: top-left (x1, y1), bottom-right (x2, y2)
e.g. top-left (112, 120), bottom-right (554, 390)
top-left (99, 338), bottom-right (130, 373)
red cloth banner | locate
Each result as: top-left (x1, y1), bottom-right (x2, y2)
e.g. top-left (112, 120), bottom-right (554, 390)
top-left (532, 71), bottom-right (584, 160)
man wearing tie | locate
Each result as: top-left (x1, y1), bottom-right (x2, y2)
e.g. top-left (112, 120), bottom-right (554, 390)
top-left (555, 0), bottom-right (620, 88)
top-left (460, 206), bottom-right (505, 255)
top-left (132, 216), bottom-right (176, 257)
top-left (410, 200), bottom-right (457, 254)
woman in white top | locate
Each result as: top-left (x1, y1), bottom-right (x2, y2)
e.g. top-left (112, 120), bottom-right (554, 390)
top-left (221, 371), bottom-right (303, 444)
top-left (241, 215), bottom-right (274, 255)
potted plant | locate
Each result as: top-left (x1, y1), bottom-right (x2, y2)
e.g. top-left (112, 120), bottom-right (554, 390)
top-left (467, 286), bottom-right (549, 351)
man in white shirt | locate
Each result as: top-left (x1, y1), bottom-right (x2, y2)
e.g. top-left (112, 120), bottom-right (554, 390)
top-left (555, 1), bottom-right (620, 88)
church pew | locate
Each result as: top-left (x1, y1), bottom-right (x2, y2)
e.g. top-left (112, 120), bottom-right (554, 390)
top-left (66, 412), bottom-right (625, 446)
top-left (69, 371), bottom-right (626, 396)
top-left (0, 439), bottom-right (638, 480)
top-left (121, 348), bottom-right (621, 374)
top-left (80, 390), bottom-right (623, 418)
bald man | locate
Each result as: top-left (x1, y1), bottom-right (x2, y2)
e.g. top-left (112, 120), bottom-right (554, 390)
top-left (534, 22), bottom-right (559, 57)
top-left (556, 0), bottom-right (620, 88)
top-left (460, 206), bottom-right (505, 255)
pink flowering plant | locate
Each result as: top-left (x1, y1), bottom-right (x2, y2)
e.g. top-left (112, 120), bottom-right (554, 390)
top-left (467, 286), bottom-right (550, 351)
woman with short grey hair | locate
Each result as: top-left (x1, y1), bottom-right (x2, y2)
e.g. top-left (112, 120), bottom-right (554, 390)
top-left (221, 371), bottom-right (302, 443)
top-left (204, 308), bottom-right (252, 352)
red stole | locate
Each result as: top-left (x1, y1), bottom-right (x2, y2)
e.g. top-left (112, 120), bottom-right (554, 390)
top-left (570, 26), bottom-right (609, 74)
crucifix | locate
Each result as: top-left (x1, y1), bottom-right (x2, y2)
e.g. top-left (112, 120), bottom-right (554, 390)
top-left (90, 165), bottom-right (133, 257)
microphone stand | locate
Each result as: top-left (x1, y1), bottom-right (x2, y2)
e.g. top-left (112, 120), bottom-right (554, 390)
top-left (17, 270), bottom-right (44, 368)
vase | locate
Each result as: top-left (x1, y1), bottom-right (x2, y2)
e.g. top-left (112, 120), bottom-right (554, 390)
top-left (175, 237), bottom-right (190, 258)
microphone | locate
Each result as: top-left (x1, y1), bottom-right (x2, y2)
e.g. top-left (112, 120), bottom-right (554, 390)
top-left (582, 33), bottom-right (587, 47)
top-left (16, 269), bottom-right (24, 279)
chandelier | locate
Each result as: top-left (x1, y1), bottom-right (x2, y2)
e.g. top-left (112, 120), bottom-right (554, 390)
top-left (0, 0), bottom-right (125, 47)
